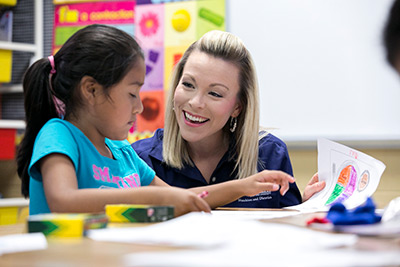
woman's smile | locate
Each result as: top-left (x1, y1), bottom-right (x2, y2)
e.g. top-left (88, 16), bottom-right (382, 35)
top-left (183, 110), bottom-right (210, 125)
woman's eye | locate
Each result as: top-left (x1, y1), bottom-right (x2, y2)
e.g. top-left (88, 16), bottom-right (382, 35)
top-left (130, 93), bottom-right (137, 98)
top-left (182, 82), bottom-right (194, 89)
top-left (209, 91), bottom-right (222, 98)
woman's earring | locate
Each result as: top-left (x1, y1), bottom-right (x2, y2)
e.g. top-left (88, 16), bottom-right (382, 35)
top-left (230, 117), bottom-right (237, 133)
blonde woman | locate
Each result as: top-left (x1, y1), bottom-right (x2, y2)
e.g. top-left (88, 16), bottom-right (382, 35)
top-left (132, 30), bottom-right (324, 208)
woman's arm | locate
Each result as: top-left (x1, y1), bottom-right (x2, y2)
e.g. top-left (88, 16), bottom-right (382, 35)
top-left (186, 170), bottom-right (295, 209)
top-left (40, 153), bottom-right (210, 217)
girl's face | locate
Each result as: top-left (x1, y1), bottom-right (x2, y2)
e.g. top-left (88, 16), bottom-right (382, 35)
top-left (173, 51), bottom-right (241, 145)
top-left (94, 58), bottom-right (145, 140)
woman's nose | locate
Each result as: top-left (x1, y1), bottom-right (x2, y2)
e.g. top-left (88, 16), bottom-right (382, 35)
top-left (188, 93), bottom-right (205, 109)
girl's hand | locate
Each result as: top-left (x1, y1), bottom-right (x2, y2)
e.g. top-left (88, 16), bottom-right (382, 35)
top-left (241, 170), bottom-right (296, 197)
top-left (302, 172), bottom-right (326, 202)
top-left (161, 187), bottom-right (211, 217)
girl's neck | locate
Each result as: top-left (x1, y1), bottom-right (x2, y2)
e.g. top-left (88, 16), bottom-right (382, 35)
top-left (67, 117), bottom-right (112, 159)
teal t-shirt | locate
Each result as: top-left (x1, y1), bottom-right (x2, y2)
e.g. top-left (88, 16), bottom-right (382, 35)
top-left (28, 118), bottom-right (155, 215)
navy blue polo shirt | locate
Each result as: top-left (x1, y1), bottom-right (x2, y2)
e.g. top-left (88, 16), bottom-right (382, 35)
top-left (131, 129), bottom-right (302, 208)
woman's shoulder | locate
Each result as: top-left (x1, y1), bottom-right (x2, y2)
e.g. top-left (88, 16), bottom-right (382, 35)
top-left (259, 131), bottom-right (287, 148)
top-left (258, 131), bottom-right (289, 156)
top-left (131, 128), bottom-right (164, 156)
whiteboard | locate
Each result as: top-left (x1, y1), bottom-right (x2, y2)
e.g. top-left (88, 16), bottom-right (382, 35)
top-left (227, 0), bottom-right (400, 143)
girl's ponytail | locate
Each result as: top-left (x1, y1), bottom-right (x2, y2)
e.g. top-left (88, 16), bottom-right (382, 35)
top-left (17, 57), bottom-right (60, 197)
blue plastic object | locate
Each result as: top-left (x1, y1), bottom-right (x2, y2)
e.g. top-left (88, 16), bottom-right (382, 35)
top-left (326, 197), bottom-right (382, 226)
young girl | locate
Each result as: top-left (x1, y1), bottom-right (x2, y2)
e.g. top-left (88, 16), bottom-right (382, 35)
top-left (16, 24), bottom-right (212, 216)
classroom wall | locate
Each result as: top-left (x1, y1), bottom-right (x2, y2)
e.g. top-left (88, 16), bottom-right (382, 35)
top-left (228, 0), bottom-right (400, 142)
top-left (1, 148), bottom-right (399, 208)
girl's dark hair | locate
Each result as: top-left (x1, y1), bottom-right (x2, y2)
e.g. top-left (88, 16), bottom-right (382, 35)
top-left (384, 0), bottom-right (400, 67)
top-left (17, 24), bottom-right (144, 197)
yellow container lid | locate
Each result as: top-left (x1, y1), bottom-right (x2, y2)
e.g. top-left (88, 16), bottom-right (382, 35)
top-left (0, 50), bottom-right (12, 83)
top-left (0, 0), bottom-right (17, 6)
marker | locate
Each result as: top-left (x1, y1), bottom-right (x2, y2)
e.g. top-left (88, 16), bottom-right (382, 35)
top-left (198, 191), bottom-right (209, 198)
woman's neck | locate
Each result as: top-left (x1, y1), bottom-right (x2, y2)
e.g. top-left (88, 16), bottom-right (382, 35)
top-left (187, 132), bottom-right (230, 183)
top-left (187, 132), bottom-right (229, 162)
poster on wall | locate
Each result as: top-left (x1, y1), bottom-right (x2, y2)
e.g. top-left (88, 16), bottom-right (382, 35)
top-left (53, 1), bottom-right (136, 54)
top-left (53, 0), bottom-right (109, 4)
top-left (52, 0), bottom-right (225, 142)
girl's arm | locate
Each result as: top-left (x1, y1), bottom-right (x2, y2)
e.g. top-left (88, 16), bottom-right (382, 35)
top-left (40, 154), bottom-right (210, 217)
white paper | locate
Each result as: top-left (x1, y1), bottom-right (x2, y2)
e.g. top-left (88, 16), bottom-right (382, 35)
top-left (116, 212), bottom-right (368, 267)
top-left (0, 233), bottom-right (47, 255)
top-left (124, 249), bottom-right (400, 267)
top-left (88, 212), bottom-right (229, 248)
top-left (211, 210), bottom-right (301, 220)
top-left (290, 138), bottom-right (386, 211)
top-left (89, 212), bottom-right (356, 250)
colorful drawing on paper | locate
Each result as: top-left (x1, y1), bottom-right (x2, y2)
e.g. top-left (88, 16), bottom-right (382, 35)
top-left (358, 170), bottom-right (370, 192)
top-left (325, 162), bottom-right (357, 205)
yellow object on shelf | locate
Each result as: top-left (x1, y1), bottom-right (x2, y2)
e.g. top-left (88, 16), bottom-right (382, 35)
top-left (0, 198), bottom-right (29, 225)
top-left (0, 50), bottom-right (12, 83)
top-left (0, 0), bottom-right (17, 6)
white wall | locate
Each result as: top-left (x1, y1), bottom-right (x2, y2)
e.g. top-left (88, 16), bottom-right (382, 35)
top-left (227, 0), bottom-right (400, 144)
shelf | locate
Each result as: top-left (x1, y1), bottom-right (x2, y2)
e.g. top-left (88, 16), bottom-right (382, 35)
top-left (0, 41), bottom-right (37, 52)
top-left (0, 120), bottom-right (25, 129)
top-left (0, 84), bottom-right (22, 93)
top-left (0, 0), bottom-right (42, 95)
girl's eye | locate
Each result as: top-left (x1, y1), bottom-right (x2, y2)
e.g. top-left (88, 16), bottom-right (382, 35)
top-left (182, 82), bottom-right (194, 89)
top-left (209, 91), bottom-right (222, 98)
top-left (130, 93), bottom-right (137, 98)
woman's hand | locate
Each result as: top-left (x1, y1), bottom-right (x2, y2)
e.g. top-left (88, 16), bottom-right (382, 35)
top-left (241, 170), bottom-right (296, 197)
top-left (302, 172), bottom-right (326, 202)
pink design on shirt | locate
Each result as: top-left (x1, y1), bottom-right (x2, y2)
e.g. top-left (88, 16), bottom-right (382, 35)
top-left (92, 164), bottom-right (141, 188)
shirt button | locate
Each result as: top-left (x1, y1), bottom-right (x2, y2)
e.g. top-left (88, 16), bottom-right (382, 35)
top-left (211, 177), bottom-right (216, 183)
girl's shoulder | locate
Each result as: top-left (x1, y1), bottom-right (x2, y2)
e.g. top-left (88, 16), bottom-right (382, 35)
top-left (41, 118), bottom-right (80, 135)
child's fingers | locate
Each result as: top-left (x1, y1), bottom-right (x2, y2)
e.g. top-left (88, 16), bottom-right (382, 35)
top-left (194, 197), bottom-right (211, 213)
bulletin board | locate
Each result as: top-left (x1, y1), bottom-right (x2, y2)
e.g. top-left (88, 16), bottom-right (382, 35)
top-left (52, 0), bottom-right (226, 143)
top-left (227, 0), bottom-right (400, 144)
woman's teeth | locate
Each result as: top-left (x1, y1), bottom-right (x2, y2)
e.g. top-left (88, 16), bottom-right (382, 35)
top-left (184, 112), bottom-right (208, 123)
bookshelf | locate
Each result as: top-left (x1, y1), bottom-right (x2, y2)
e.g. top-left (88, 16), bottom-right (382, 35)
top-left (0, 0), bottom-right (42, 129)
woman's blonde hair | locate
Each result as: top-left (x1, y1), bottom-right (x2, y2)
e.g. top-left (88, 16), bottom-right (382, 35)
top-left (163, 30), bottom-right (260, 179)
